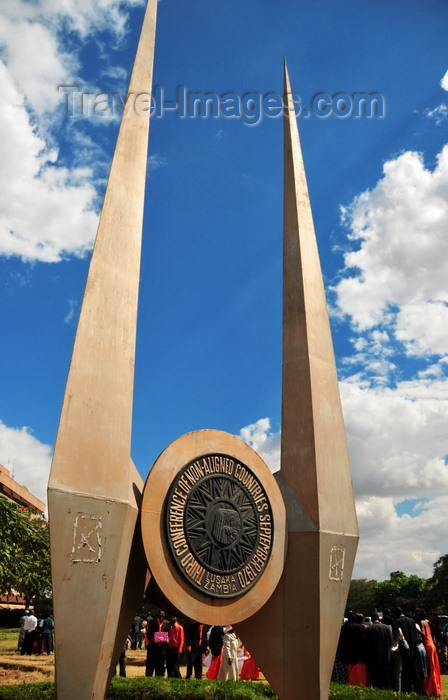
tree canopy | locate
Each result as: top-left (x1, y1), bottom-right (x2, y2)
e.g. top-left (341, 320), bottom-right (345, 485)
top-left (0, 497), bottom-right (51, 606)
top-left (347, 563), bottom-right (447, 615)
top-left (427, 554), bottom-right (448, 610)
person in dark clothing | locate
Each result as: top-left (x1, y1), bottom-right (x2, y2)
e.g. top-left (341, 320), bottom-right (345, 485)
top-left (338, 613), bottom-right (369, 686)
top-left (394, 607), bottom-right (423, 694)
top-left (430, 612), bottom-right (447, 675)
top-left (185, 622), bottom-right (208, 679)
top-left (130, 615), bottom-right (141, 650)
top-left (365, 612), bottom-right (392, 688)
top-left (145, 610), bottom-right (170, 677)
top-left (206, 625), bottom-right (224, 679)
top-left (41, 613), bottom-right (54, 655)
top-left (115, 635), bottom-right (131, 677)
top-left (382, 609), bottom-right (403, 691)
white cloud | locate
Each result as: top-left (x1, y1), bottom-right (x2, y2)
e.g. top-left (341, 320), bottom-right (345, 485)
top-left (0, 61), bottom-right (99, 262)
top-left (239, 379), bottom-right (448, 582)
top-left (422, 70), bottom-right (448, 125)
top-left (1, 0), bottom-right (144, 42)
top-left (0, 0), bottom-right (144, 117)
top-left (101, 65), bottom-right (128, 82)
top-left (335, 146), bottom-right (448, 361)
top-left (331, 123), bottom-right (448, 580)
top-left (354, 493), bottom-right (448, 580)
top-left (0, 16), bottom-right (75, 116)
top-left (0, 0), bottom-right (145, 263)
top-left (340, 377), bottom-right (448, 577)
top-left (64, 298), bottom-right (79, 325)
top-left (148, 154), bottom-right (168, 176)
top-left (441, 69), bottom-right (448, 92)
top-left (340, 379), bottom-right (448, 501)
top-left (341, 330), bottom-right (397, 386)
top-left (395, 300), bottom-right (448, 355)
top-left (0, 420), bottom-right (52, 507)
top-left (425, 104), bottom-right (448, 126)
top-left (239, 417), bottom-right (280, 473)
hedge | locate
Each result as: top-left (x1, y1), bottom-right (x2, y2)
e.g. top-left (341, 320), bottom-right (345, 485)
top-left (0, 678), bottom-right (424, 700)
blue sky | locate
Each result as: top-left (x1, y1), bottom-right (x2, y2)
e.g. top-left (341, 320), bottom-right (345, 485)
top-left (1, 0), bottom-right (448, 583)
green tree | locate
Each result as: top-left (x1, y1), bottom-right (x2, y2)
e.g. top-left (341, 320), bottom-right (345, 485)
top-left (0, 497), bottom-right (51, 606)
top-left (400, 574), bottom-right (428, 604)
top-left (427, 554), bottom-right (448, 611)
top-left (375, 570), bottom-right (428, 612)
top-left (346, 579), bottom-right (378, 614)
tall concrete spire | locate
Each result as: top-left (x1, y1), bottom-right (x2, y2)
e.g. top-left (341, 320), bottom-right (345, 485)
top-left (281, 62), bottom-right (358, 537)
top-left (47, 1), bottom-right (157, 698)
top-left (237, 61), bottom-right (358, 700)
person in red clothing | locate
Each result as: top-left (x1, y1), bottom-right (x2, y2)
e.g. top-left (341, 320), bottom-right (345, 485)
top-left (240, 647), bottom-right (260, 681)
top-left (416, 609), bottom-right (442, 698)
top-left (206, 625), bottom-right (223, 679)
top-left (166, 616), bottom-right (184, 678)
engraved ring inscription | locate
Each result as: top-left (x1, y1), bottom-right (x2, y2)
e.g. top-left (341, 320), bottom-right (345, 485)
top-left (165, 453), bottom-right (273, 598)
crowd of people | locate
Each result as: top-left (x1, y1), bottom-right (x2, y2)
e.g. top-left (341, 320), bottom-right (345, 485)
top-left (16, 606), bottom-right (259, 683)
top-left (20, 602), bottom-right (446, 694)
top-left (334, 608), bottom-right (448, 697)
top-left (127, 609), bottom-right (259, 682)
top-left (17, 609), bottom-right (54, 656)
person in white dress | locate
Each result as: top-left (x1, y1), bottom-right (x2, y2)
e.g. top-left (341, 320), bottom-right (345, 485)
top-left (218, 625), bottom-right (239, 681)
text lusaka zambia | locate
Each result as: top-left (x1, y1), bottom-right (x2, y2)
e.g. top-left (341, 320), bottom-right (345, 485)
top-left (169, 515), bottom-right (272, 593)
top-left (170, 455), bottom-right (269, 512)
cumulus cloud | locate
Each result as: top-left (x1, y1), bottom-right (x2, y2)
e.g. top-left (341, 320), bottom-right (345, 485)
top-left (395, 300), bottom-right (448, 355)
top-left (1, 0), bottom-right (144, 43)
top-left (239, 417), bottom-right (280, 473)
top-left (0, 15), bottom-right (75, 116)
top-left (335, 146), bottom-right (448, 361)
top-left (239, 378), bottom-right (448, 582)
top-left (340, 379), bottom-right (448, 501)
top-left (0, 420), bottom-right (52, 507)
top-left (441, 69), bottom-right (448, 92)
top-left (0, 62), bottom-right (99, 262)
top-left (0, 0), bottom-right (145, 263)
top-left (329, 124), bottom-right (448, 579)
top-left (328, 118), bottom-right (448, 579)
top-left (354, 493), bottom-right (448, 580)
top-left (334, 138), bottom-right (448, 580)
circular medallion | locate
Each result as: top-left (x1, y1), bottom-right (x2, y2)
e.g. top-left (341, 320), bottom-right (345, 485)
top-left (141, 430), bottom-right (286, 625)
top-left (165, 453), bottom-right (273, 598)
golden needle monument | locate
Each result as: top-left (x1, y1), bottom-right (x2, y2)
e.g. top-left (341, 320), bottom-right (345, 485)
top-left (48, 4), bottom-right (358, 699)
top-left (48, 1), bottom-right (157, 697)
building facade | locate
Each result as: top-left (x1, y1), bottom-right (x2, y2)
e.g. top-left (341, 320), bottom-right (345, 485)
top-left (0, 463), bottom-right (45, 608)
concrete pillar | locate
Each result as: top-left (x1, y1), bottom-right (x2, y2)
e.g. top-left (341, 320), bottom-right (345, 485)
top-left (47, 2), bottom-right (158, 697)
top-left (236, 62), bottom-right (359, 700)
